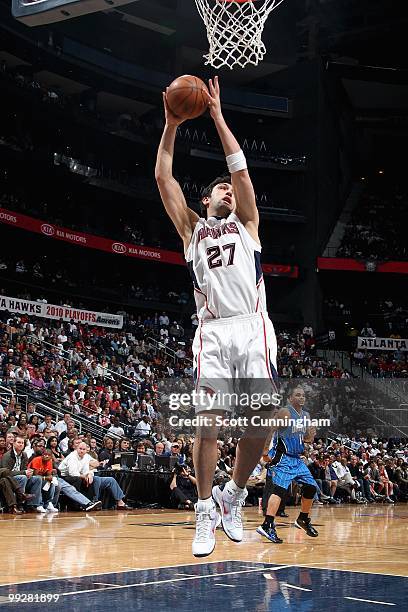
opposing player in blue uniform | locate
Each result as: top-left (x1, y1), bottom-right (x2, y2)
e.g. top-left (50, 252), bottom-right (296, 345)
top-left (257, 385), bottom-right (319, 543)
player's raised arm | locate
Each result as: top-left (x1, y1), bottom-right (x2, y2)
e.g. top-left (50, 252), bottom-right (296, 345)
top-left (155, 91), bottom-right (199, 251)
top-left (204, 76), bottom-right (259, 242)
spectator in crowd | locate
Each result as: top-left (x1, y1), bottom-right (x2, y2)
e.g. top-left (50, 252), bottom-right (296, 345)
top-left (38, 415), bottom-right (55, 433)
top-left (0, 435), bottom-right (6, 459)
top-left (377, 459), bottom-right (395, 503)
top-left (170, 464), bottom-right (197, 510)
top-left (28, 448), bottom-right (59, 512)
top-left (88, 438), bottom-right (99, 460)
top-left (348, 455), bottom-right (374, 502)
top-left (0, 466), bottom-right (34, 514)
top-left (307, 455), bottom-right (333, 503)
top-left (0, 434), bottom-right (45, 512)
top-left (58, 442), bottom-right (97, 501)
top-left (108, 416), bottom-right (125, 438)
top-left (98, 437), bottom-right (115, 466)
top-left (5, 432), bottom-right (15, 452)
top-left (364, 460), bottom-right (385, 501)
top-left (118, 438), bottom-right (131, 452)
top-left (322, 456), bottom-right (339, 503)
top-left (154, 442), bottom-right (168, 456)
top-left (47, 436), bottom-right (63, 466)
top-left (394, 459), bottom-right (408, 496)
top-left (134, 415), bottom-right (152, 437)
top-left (170, 442), bottom-right (186, 465)
top-left (55, 413), bottom-right (72, 436)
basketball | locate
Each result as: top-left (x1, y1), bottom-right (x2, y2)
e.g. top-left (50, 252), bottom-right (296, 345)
top-left (166, 75), bottom-right (209, 120)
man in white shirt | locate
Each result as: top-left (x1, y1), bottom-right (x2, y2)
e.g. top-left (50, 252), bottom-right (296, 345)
top-left (55, 413), bottom-right (72, 436)
top-left (58, 442), bottom-right (96, 501)
top-left (134, 415), bottom-right (152, 437)
top-left (38, 415), bottom-right (55, 433)
top-left (107, 417), bottom-right (125, 438)
top-left (58, 332), bottom-right (68, 344)
top-left (15, 366), bottom-right (31, 383)
top-left (332, 457), bottom-right (360, 502)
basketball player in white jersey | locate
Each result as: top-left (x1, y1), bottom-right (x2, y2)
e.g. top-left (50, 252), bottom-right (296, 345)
top-left (155, 77), bottom-right (278, 557)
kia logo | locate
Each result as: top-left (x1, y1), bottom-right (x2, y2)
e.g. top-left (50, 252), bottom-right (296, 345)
top-left (112, 242), bottom-right (127, 254)
top-left (41, 224), bottom-right (55, 236)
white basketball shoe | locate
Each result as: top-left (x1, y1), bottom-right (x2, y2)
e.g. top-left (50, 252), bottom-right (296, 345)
top-left (212, 483), bottom-right (247, 542)
top-left (192, 499), bottom-right (221, 557)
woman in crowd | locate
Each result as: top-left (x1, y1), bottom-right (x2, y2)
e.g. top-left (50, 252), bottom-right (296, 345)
top-left (31, 368), bottom-right (46, 390)
top-left (88, 438), bottom-right (100, 460)
top-left (13, 412), bottom-right (28, 437)
top-left (377, 460), bottom-right (395, 503)
top-left (98, 407), bottom-right (111, 428)
top-left (395, 458), bottom-right (408, 497)
top-left (28, 415), bottom-right (40, 430)
top-left (47, 435), bottom-right (63, 466)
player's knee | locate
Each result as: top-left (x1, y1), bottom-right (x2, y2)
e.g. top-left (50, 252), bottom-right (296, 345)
top-left (270, 484), bottom-right (288, 500)
top-left (302, 484), bottom-right (317, 499)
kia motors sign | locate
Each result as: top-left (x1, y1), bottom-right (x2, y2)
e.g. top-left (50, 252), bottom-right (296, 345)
top-left (41, 224), bottom-right (55, 236)
top-left (112, 243), bottom-right (127, 254)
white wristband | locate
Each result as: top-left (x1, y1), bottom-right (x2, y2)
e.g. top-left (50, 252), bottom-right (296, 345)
top-left (226, 150), bottom-right (247, 174)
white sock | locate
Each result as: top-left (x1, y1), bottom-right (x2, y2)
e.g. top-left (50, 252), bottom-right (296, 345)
top-left (225, 480), bottom-right (245, 496)
top-left (196, 497), bottom-right (214, 510)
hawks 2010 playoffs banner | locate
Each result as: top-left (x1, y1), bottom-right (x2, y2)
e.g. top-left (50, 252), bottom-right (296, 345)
top-left (357, 337), bottom-right (408, 351)
top-left (0, 294), bottom-right (123, 329)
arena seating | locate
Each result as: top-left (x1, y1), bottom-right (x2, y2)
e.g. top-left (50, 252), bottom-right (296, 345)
top-left (337, 182), bottom-right (408, 261)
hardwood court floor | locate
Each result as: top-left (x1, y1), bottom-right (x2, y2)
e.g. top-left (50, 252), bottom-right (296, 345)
top-left (0, 505), bottom-right (407, 586)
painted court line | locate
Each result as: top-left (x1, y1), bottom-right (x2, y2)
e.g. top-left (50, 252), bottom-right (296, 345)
top-left (215, 584), bottom-right (236, 588)
top-left (281, 583), bottom-right (312, 592)
top-left (0, 559), bottom-right (236, 587)
top-left (174, 573), bottom-right (196, 577)
top-left (345, 597), bottom-right (395, 606)
top-left (93, 583), bottom-right (120, 587)
top-left (240, 561), bottom-right (408, 580)
top-left (61, 566), bottom-right (289, 597)
top-left (296, 564), bottom-right (408, 579)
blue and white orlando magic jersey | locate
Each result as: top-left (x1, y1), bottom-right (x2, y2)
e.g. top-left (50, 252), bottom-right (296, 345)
top-left (269, 405), bottom-right (310, 459)
top-left (185, 213), bottom-right (266, 320)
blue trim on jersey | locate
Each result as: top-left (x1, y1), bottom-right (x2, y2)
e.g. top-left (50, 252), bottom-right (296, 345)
top-left (269, 351), bottom-right (279, 385)
top-left (254, 250), bottom-right (262, 284)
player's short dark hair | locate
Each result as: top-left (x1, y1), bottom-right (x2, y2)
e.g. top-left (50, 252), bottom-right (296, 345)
top-left (200, 174), bottom-right (231, 218)
top-left (288, 384), bottom-right (305, 397)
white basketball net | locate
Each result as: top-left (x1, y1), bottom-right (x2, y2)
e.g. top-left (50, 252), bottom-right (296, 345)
top-left (195, 0), bottom-right (286, 70)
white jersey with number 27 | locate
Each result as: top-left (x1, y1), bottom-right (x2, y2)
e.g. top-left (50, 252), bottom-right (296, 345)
top-left (185, 212), bottom-right (266, 321)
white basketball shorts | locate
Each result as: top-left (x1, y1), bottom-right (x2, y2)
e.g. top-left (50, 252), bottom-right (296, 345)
top-left (192, 312), bottom-right (278, 413)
